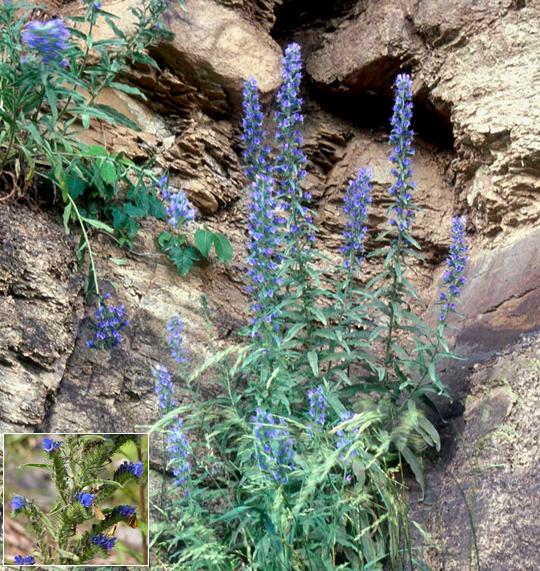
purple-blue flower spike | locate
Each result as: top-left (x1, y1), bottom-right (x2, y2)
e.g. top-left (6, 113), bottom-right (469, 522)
top-left (274, 43), bottom-right (314, 245)
top-left (246, 173), bottom-right (283, 335)
top-left (158, 175), bottom-right (196, 230)
top-left (14, 555), bottom-right (35, 565)
top-left (86, 294), bottom-right (128, 349)
top-left (252, 408), bottom-right (295, 484)
top-left (167, 418), bottom-right (192, 491)
top-left (22, 18), bottom-right (70, 66)
top-left (241, 78), bottom-right (270, 182)
top-left (166, 316), bottom-right (189, 365)
top-left (439, 216), bottom-right (468, 321)
top-left (92, 533), bottom-right (117, 551)
top-left (388, 74), bottom-right (415, 232)
top-left (153, 364), bottom-right (177, 412)
top-left (340, 168), bottom-right (373, 269)
top-left (307, 385), bottom-right (327, 429)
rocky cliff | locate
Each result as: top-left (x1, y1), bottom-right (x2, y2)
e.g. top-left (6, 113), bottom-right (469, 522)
top-left (1, 0), bottom-right (539, 569)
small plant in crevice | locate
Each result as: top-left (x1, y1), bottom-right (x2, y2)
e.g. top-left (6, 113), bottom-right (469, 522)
top-left (156, 174), bottom-right (233, 276)
top-left (6, 434), bottom-right (148, 566)
top-left (0, 0), bottom-right (230, 318)
top-left (151, 43), bottom-right (469, 571)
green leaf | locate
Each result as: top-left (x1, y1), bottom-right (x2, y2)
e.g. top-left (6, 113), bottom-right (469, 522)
top-left (310, 306), bottom-right (327, 326)
top-left (307, 351), bottom-right (319, 378)
top-left (57, 550), bottom-right (80, 562)
top-left (21, 463), bottom-right (50, 469)
top-left (82, 217), bottom-right (115, 234)
top-left (109, 81), bottom-right (147, 100)
top-left (93, 103), bottom-right (140, 131)
top-left (194, 228), bottom-right (214, 258)
top-left (62, 203), bottom-right (72, 233)
top-left (99, 160), bottom-right (117, 184)
top-left (401, 445), bottom-right (425, 498)
top-left (81, 112), bottom-right (90, 129)
top-left (213, 233), bottom-right (233, 264)
top-left (67, 176), bottom-right (86, 200)
top-left (417, 415), bottom-right (441, 451)
top-left (83, 144), bottom-right (108, 157)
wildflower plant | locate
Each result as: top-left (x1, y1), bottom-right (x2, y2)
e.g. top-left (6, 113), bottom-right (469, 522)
top-left (156, 173), bottom-right (234, 276)
top-left (0, 0), bottom-right (226, 299)
top-left (7, 434), bottom-right (148, 565)
top-left (151, 45), bottom-right (468, 570)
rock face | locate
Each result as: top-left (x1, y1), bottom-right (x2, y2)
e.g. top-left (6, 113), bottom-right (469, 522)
top-left (306, 0), bottom-right (540, 243)
top-left (412, 334), bottom-right (540, 571)
top-left (0, 206), bottom-right (81, 431)
top-left (0, 0), bottom-right (539, 568)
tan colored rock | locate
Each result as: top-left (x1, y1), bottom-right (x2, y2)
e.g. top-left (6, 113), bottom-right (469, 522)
top-left (452, 226), bottom-right (540, 361)
top-left (0, 205), bottom-right (82, 431)
top-left (161, 0), bottom-right (283, 109)
top-left (306, 0), bottom-right (540, 243)
top-left (91, 0), bottom-right (282, 114)
top-left (161, 118), bottom-right (244, 215)
top-left (307, 0), bottom-right (419, 93)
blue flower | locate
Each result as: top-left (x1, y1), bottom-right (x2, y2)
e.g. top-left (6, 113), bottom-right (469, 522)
top-left (307, 385), bottom-right (327, 429)
top-left (167, 418), bottom-right (191, 490)
top-left (74, 492), bottom-right (95, 508)
top-left (158, 175), bottom-right (196, 229)
top-left (113, 504), bottom-right (136, 518)
top-left (245, 173), bottom-right (284, 335)
top-left (241, 78), bottom-right (270, 182)
top-left (340, 168), bottom-right (373, 268)
top-left (335, 411), bottom-right (358, 458)
top-left (22, 18), bottom-right (69, 66)
top-left (274, 43), bottom-right (313, 245)
top-left (42, 437), bottom-right (62, 453)
top-left (86, 294), bottom-right (128, 349)
top-left (439, 216), bottom-right (468, 320)
top-left (153, 364), bottom-right (176, 412)
top-left (12, 495), bottom-right (27, 512)
top-left (388, 74), bottom-right (415, 232)
top-left (91, 533), bottom-right (117, 551)
top-left (115, 460), bottom-right (144, 479)
top-left (252, 408), bottom-right (295, 484)
top-left (13, 555), bottom-right (35, 565)
top-left (166, 316), bottom-right (189, 365)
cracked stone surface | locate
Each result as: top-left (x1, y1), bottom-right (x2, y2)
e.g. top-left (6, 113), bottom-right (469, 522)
top-left (411, 334), bottom-right (540, 571)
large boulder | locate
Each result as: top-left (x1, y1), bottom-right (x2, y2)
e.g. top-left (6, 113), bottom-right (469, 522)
top-left (91, 0), bottom-right (283, 114)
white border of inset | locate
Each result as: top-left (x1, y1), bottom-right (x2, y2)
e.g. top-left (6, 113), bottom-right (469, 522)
top-left (2, 432), bottom-right (150, 567)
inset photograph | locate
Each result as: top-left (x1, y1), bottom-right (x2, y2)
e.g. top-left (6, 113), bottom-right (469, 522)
top-left (3, 433), bottom-right (148, 566)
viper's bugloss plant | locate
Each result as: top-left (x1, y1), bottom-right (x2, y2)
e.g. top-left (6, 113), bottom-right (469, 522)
top-left (156, 173), bottom-right (234, 276)
top-left (86, 294), bottom-right (128, 349)
top-left (1, 0), bottom-right (225, 299)
top-left (151, 45), bottom-right (469, 571)
top-left (8, 434), bottom-right (148, 565)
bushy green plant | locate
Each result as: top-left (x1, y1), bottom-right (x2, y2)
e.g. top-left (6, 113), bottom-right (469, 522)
top-left (8, 434), bottom-right (148, 566)
top-left (151, 44), bottom-right (468, 570)
top-left (0, 0), bottom-right (232, 293)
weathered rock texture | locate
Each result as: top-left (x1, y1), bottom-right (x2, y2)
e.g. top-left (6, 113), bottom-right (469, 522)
top-left (306, 0), bottom-right (540, 243)
top-left (1, 0), bottom-right (539, 568)
top-left (412, 334), bottom-right (540, 571)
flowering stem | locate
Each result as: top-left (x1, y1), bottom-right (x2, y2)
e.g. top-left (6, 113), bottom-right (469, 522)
top-left (65, 192), bottom-right (100, 297)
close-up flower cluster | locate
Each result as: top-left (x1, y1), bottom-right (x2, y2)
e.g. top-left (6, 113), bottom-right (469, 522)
top-left (22, 18), bottom-right (70, 66)
top-left (4, 434), bottom-right (148, 566)
top-left (86, 294), bottom-right (129, 349)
